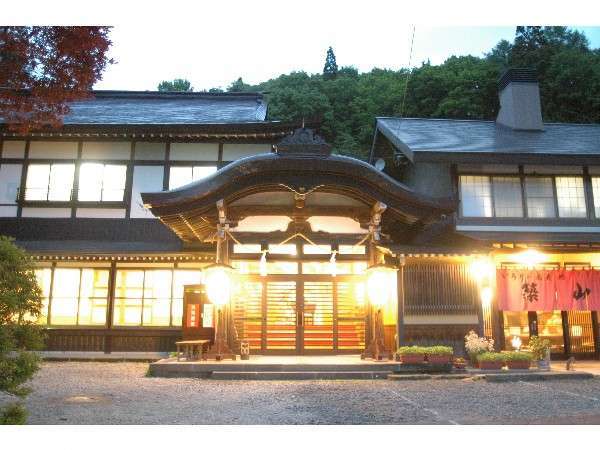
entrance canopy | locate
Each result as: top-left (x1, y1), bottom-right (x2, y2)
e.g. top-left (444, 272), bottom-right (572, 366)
top-left (141, 129), bottom-right (456, 243)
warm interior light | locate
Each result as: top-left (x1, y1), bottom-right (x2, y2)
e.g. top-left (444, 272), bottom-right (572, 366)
top-left (480, 286), bottom-right (493, 307)
top-left (329, 251), bottom-right (337, 277)
top-left (259, 251), bottom-right (268, 277)
top-left (469, 257), bottom-right (495, 282)
top-left (203, 263), bottom-right (233, 306)
top-left (514, 249), bottom-right (545, 267)
top-left (511, 335), bottom-right (522, 351)
top-left (366, 265), bottom-right (397, 308)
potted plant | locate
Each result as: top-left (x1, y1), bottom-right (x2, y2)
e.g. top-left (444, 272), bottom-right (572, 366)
top-left (397, 346), bottom-right (427, 364)
top-left (528, 336), bottom-right (551, 370)
top-left (453, 357), bottom-right (467, 370)
top-left (477, 352), bottom-right (505, 370)
top-left (426, 346), bottom-right (454, 364)
top-left (503, 351), bottom-right (533, 370)
top-left (464, 330), bottom-right (495, 368)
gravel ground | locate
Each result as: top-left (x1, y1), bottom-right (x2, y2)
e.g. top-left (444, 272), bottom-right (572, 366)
top-left (15, 362), bottom-right (600, 425)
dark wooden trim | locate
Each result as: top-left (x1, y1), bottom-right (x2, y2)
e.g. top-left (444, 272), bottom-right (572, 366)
top-left (561, 310), bottom-right (571, 357)
top-left (583, 166), bottom-right (595, 220)
top-left (71, 141), bottom-right (83, 218)
top-left (396, 256), bottom-right (405, 349)
top-left (528, 311), bottom-right (538, 336)
top-left (591, 311), bottom-right (600, 360)
top-left (217, 142), bottom-right (224, 169)
top-left (163, 142), bottom-right (170, 191)
top-left (105, 261), bottom-right (117, 353)
top-left (124, 142), bottom-right (135, 218)
top-left (16, 140), bottom-right (30, 217)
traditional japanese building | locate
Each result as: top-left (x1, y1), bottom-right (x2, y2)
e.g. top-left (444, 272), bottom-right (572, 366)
top-left (2, 69), bottom-right (600, 359)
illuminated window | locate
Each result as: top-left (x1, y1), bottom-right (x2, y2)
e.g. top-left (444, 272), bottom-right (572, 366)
top-left (113, 269), bottom-right (201, 327)
top-left (50, 268), bottom-right (108, 326)
top-left (492, 176), bottom-right (523, 217)
top-left (172, 270), bottom-right (203, 326)
top-left (555, 176), bottom-right (586, 218)
top-left (233, 244), bottom-right (262, 254)
top-left (232, 260), bottom-right (298, 275)
top-left (459, 176), bottom-right (492, 217)
top-left (169, 166), bottom-right (217, 189)
top-left (591, 177), bottom-right (600, 217)
top-left (25, 164), bottom-right (74, 201)
top-left (78, 163), bottom-right (127, 201)
top-left (339, 245), bottom-right (366, 255)
top-left (267, 244), bottom-right (297, 255)
top-left (525, 177), bottom-right (556, 218)
top-left (32, 268), bottom-right (51, 324)
top-left (303, 245), bottom-right (331, 255)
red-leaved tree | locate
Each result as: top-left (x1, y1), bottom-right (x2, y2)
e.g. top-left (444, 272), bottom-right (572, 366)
top-left (0, 26), bottom-right (113, 133)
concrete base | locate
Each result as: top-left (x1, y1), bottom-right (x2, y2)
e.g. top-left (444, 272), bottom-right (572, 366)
top-left (149, 355), bottom-right (400, 379)
top-left (40, 351), bottom-right (168, 361)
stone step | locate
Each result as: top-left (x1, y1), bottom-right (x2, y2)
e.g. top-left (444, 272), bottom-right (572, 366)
top-left (210, 371), bottom-right (392, 380)
top-left (150, 362), bottom-right (399, 375)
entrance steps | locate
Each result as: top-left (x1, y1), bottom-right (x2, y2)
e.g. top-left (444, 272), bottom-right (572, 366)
top-left (148, 356), bottom-right (399, 379)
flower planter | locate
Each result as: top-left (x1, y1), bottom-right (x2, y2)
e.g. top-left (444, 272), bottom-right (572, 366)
top-left (479, 361), bottom-right (504, 370)
top-left (427, 355), bottom-right (452, 364)
top-left (507, 360), bottom-right (531, 370)
top-left (400, 354), bottom-right (426, 364)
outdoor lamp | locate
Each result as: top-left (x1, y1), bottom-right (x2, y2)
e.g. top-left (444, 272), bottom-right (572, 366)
top-left (511, 335), bottom-right (522, 351)
top-left (366, 264), bottom-right (397, 307)
top-left (203, 263), bottom-right (233, 306)
top-left (202, 262), bottom-right (236, 361)
top-left (362, 263), bottom-right (397, 361)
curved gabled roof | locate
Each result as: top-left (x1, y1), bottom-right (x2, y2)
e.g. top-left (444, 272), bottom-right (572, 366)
top-left (142, 129), bottom-right (456, 243)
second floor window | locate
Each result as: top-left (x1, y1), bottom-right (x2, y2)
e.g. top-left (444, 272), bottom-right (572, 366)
top-left (555, 176), bottom-right (586, 218)
top-left (25, 163), bottom-right (75, 201)
top-left (525, 177), bottom-right (556, 218)
top-left (169, 166), bottom-right (217, 190)
top-left (78, 163), bottom-right (127, 201)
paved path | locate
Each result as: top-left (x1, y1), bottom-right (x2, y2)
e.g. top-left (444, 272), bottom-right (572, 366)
top-left (19, 362), bottom-right (600, 425)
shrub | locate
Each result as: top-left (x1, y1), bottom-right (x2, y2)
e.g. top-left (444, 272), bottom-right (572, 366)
top-left (398, 346), bottom-right (427, 355)
top-left (464, 330), bottom-right (494, 358)
top-left (0, 403), bottom-right (27, 425)
top-left (502, 351), bottom-right (533, 362)
top-left (529, 336), bottom-right (551, 360)
top-left (426, 346), bottom-right (453, 356)
top-left (476, 352), bottom-right (506, 362)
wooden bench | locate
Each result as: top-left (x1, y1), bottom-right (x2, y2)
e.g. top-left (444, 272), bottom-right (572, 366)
top-left (175, 339), bottom-right (211, 361)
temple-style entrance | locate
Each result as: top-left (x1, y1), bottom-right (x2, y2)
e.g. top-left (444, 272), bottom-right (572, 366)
top-left (233, 274), bottom-right (366, 354)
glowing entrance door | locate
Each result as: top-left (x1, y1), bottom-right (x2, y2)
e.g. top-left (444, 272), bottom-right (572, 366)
top-left (233, 276), bottom-right (366, 354)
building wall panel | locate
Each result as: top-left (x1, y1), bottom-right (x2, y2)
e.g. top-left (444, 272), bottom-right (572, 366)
top-left (82, 141), bottom-right (131, 160)
top-left (2, 140), bottom-right (26, 158)
top-left (170, 143), bottom-right (218, 161)
top-left (222, 144), bottom-right (271, 161)
top-left (130, 165), bottom-right (164, 218)
top-left (29, 141), bottom-right (78, 159)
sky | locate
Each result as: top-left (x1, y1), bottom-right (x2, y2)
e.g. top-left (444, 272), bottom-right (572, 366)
top-left (94, 25), bottom-right (600, 92)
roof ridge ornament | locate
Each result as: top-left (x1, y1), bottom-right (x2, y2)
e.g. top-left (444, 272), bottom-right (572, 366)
top-left (275, 128), bottom-right (332, 157)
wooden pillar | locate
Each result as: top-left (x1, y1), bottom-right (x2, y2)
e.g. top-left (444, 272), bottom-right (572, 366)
top-left (528, 311), bottom-right (538, 336)
top-left (105, 261), bottom-right (117, 354)
top-left (561, 311), bottom-right (571, 358)
top-left (396, 255), bottom-right (405, 350)
top-left (591, 311), bottom-right (600, 360)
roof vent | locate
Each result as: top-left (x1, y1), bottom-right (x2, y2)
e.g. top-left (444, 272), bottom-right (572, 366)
top-left (496, 68), bottom-right (543, 131)
top-left (275, 128), bottom-right (331, 157)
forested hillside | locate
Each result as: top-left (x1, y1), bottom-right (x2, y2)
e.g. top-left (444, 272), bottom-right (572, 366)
top-left (167, 27), bottom-right (600, 159)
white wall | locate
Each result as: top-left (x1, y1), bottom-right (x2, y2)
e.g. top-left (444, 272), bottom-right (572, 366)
top-left (2, 141), bottom-right (26, 158)
top-left (29, 141), bottom-right (78, 159)
top-left (0, 164), bottom-right (22, 217)
top-left (170, 143), bottom-right (218, 161)
top-left (222, 144), bottom-right (271, 160)
top-left (130, 165), bottom-right (164, 218)
top-left (82, 142), bottom-right (131, 160)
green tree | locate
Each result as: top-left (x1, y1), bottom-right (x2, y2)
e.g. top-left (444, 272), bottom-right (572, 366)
top-left (323, 47), bottom-right (338, 80)
top-left (0, 236), bottom-right (45, 424)
top-left (227, 77), bottom-right (251, 92)
top-left (157, 78), bottom-right (193, 92)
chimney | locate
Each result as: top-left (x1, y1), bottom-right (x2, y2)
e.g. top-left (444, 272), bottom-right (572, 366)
top-left (496, 68), bottom-right (543, 131)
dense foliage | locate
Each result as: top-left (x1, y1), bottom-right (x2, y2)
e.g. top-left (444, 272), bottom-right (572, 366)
top-left (157, 78), bottom-right (193, 92)
top-left (0, 236), bottom-right (45, 425)
top-left (0, 26), bottom-right (113, 133)
top-left (224, 27), bottom-right (600, 160)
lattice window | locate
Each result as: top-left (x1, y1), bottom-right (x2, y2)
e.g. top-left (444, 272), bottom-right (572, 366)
top-left (555, 176), bottom-right (586, 218)
top-left (459, 175), bottom-right (492, 217)
top-left (525, 177), bottom-right (556, 218)
top-left (492, 176), bottom-right (523, 217)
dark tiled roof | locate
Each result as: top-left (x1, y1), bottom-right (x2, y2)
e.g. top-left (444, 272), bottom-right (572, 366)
top-left (376, 117), bottom-right (600, 160)
top-left (59, 91), bottom-right (268, 125)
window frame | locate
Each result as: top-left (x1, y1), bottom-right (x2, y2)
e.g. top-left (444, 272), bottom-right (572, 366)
top-left (78, 162), bottom-right (128, 203)
top-left (167, 163), bottom-right (218, 190)
top-left (22, 162), bottom-right (76, 202)
top-left (458, 171), bottom-right (593, 220)
top-left (112, 268), bottom-right (203, 328)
